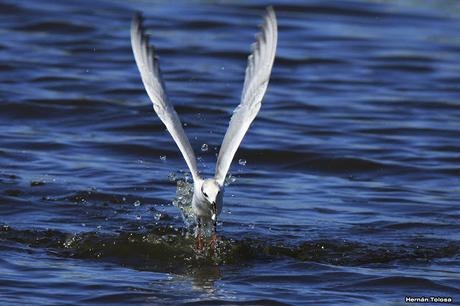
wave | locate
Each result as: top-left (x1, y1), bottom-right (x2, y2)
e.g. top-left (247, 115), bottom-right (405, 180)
top-left (1, 225), bottom-right (458, 274)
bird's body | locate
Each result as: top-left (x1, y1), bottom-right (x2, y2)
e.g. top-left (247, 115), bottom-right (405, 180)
top-left (130, 7), bottom-right (277, 247)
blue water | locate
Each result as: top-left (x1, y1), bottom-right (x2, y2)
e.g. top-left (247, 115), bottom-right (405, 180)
top-left (1, 0), bottom-right (460, 305)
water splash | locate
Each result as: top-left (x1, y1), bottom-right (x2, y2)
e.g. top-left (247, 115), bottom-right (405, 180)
top-left (172, 176), bottom-right (195, 230)
top-left (224, 173), bottom-right (237, 187)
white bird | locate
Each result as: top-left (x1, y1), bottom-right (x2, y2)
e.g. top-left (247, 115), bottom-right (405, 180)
top-left (131, 7), bottom-right (277, 247)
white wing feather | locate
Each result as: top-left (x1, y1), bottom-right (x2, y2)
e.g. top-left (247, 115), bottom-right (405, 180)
top-left (131, 13), bottom-right (200, 182)
top-left (215, 7), bottom-right (277, 186)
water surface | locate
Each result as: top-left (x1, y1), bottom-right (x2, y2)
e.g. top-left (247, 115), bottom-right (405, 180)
top-left (1, 0), bottom-right (460, 305)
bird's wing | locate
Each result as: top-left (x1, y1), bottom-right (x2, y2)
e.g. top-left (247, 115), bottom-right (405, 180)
top-left (214, 7), bottom-right (277, 186)
top-left (131, 13), bottom-right (200, 182)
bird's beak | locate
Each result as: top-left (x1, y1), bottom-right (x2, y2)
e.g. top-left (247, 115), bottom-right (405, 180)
top-left (211, 201), bottom-right (217, 221)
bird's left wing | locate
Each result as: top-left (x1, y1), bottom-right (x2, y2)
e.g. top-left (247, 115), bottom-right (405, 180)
top-left (214, 7), bottom-right (277, 186)
top-left (131, 13), bottom-right (200, 182)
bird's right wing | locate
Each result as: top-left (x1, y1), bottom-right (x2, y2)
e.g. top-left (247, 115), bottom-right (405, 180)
top-left (214, 7), bottom-right (277, 186)
top-left (131, 13), bottom-right (200, 182)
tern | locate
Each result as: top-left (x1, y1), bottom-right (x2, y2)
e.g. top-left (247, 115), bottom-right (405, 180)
top-left (131, 7), bottom-right (277, 248)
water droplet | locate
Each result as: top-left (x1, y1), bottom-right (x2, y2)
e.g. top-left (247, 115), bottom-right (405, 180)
top-left (136, 215), bottom-right (142, 220)
top-left (248, 223), bottom-right (255, 229)
top-left (133, 200), bottom-right (141, 207)
top-left (238, 159), bottom-right (247, 166)
top-left (160, 155), bottom-right (167, 161)
top-left (225, 174), bottom-right (237, 186)
top-left (168, 172), bottom-right (177, 182)
top-left (201, 144), bottom-right (208, 152)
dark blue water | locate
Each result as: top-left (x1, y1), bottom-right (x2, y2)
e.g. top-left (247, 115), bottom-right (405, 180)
top-left (1, 0), bottom-right (460, 305)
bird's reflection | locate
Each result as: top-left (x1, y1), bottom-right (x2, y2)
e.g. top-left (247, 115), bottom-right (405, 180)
top-left (187, 264), bottom-right (222, 294)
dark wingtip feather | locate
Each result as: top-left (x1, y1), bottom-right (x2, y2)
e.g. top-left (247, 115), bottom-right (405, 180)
top-left (266, 6), bottom-right (275, 16)
top-left (133, 11), bottom-right (143, 23)
top-left (131, 11), bottom-right (145, 35)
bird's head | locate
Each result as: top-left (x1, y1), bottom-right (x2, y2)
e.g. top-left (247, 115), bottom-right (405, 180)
top-left (201, 179), bottom-right (222, 220)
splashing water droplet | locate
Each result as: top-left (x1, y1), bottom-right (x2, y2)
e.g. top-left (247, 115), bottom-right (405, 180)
top-left (135, 215), bottom-right (142, 220)
top-left (201, 144), bottom-right (208, 152)
top-left (238, 159), bottom-right (247, 166)
top-left (168, 172), bottom-right (177, 182)
top-left (160, 155), bottom-right (167, 161)
top-left (172, 177), bottom-right (195, 230)
top-left (224, 173), bottom-right (237, 186)
top-left (133, 200), bottom-right (141, 207)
